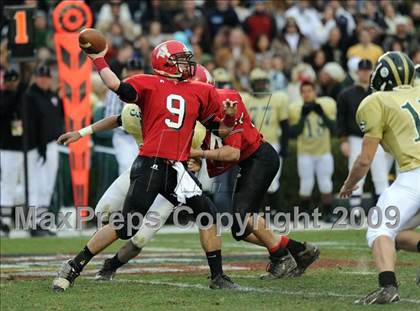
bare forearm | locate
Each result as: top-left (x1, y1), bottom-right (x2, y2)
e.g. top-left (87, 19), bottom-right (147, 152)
top-left (92, 115), bottom-right (120, 133)
top-left (191, 146), bottom-right (240, 162)
top-left (345, 155), bottom-right (371, 186)
top-left (98, 67), bottom-right (121, 91)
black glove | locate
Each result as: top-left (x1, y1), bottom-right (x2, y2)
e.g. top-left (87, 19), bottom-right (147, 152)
top-left (301, 104), bottom-right (313, 117)
top-left (313, 103), bottom-right (324, 116)
top-left (37, 145), bottom-right (47, 164)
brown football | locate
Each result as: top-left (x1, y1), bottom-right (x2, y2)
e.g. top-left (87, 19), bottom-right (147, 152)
top-left (78, 28), bottom-right (106, 54)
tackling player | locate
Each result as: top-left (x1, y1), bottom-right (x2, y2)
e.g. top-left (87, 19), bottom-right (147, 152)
top-left (288, 81), bottom-right (337, 221)
top-left (340, 51), bottom-right (420, 304)
top-left (52, 40), bottom-right (239, 292)
top-left (93, 65), bottom-right (319, 280)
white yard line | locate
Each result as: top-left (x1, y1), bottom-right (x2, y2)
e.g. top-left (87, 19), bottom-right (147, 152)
top-left (112, 278), bottom-right (420, 305)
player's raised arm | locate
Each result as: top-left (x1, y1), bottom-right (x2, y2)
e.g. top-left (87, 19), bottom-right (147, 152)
top-left (57, 115), bottom-right (121, 146)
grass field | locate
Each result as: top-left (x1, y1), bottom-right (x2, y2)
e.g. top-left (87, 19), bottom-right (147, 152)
top-left (1, 229), bottom-right (419, 310)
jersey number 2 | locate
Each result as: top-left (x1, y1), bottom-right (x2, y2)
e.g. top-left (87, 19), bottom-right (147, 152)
top-left (165, 94), bottom-right (185, 129)
top-left (401, 100), bottom-right (420, 142)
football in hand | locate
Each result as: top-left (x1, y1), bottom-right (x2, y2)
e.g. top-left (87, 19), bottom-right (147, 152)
top-left (78, 28), bottom-right (106, 54)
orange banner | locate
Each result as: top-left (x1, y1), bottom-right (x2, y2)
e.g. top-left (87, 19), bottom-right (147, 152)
top-left (53, 1), bottom-right (92, 207)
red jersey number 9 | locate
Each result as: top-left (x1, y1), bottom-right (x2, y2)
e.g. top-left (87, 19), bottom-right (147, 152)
top-left (165, 94), bottom-right (185, 129)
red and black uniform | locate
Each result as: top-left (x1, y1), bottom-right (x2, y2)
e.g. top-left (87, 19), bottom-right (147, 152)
top-left (116, 75), bottom-right (222, 239)
top-left (203, 89), bottom-right (280, 241)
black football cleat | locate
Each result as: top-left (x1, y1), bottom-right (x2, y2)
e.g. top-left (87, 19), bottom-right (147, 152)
top-left (95, 258), bottom-right (116, 281)
top-left (291, 242), bottom-right (320, 277)
top-left (52, 260), bottom-right (80, 292)
top-left (355, 286), bottom-right (400, 304)
top-left (260, 250), bottom-right (297, 279)
top-left (209, 274), bottom-right (240, 289)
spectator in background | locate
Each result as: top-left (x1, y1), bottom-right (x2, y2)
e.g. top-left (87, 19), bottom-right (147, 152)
top-left (411, 1), bottom-right (420, 34)
top-left (173, 0), bottom-right (205, 32)
top-left (34, 10), bottom-right (51, 49)
top-left (308, 50), bottom-right (327, 77)
top-left (108, 41), bottom-right (134, 79)
top-left (269, 54), bottom-right (288, 91)
top-left (206, 0), bottom-right (239, 38)
top-left (0, 70), bottom-right (27, 237)
top-left (233, 57), bottom-right (252, 92)
top-left (272, 17), bottom-right (313, 77)
top-left (215, 27), bottom-right (255, 72)
top-left (288, 81), bottom-right (337, 222)
top-left (322, 26), bottom-right (347, 67)
top-left (329, 0), bottom-right (356, 39)
top-left (231, 0), bottom-right (251, 23)
top-left (190, 23), bottom-right (211, 54)
top-left (319, 62), bottom-right (346, 100)
top-left (382, 16), bottom-right (419, 56)
top-left (243, 0), bottom-right (277, 51)
top-left (24, 65), bottom-right (63, 236)
top-left (362, 1), bottom-right (387, 31)
top-left (285, 0), bottom-right (335, 48)
top-left (384, 3), bottom-right (402, 35)
top-left (255, 34), bottom-right (274, 64)
top-left (286, 63), bottom-right (316, 103)
top-left (133, 35), bottom-right (152, 71)
top-left (105, 58), bottom-right (143, 175)
top-left (140, 0), bottom-right (172, 33)
top-left (147, 21), bottom-right (170, 48)
top-left (346, 28), bottom-right (383, 65)
top-left (96, 0), bottom-right (141, 42)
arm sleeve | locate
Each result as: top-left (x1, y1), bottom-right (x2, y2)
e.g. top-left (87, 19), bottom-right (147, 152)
top-left (356, 97), bottom-right (384, 139)
top-left (115, 82), bottom-right (138, 103)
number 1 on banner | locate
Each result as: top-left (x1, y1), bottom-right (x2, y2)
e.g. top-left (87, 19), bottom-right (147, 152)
top-left (14, 10), bottom-right (29, 44)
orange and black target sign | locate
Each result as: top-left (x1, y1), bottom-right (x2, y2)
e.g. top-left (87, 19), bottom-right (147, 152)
top-left (4, 6), bottom-right (36, 61)
top-left (53, 0), bottom-right (92, 208)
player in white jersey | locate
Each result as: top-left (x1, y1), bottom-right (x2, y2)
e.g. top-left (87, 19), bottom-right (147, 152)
top-left (340, 52), bottom-right (420, 304)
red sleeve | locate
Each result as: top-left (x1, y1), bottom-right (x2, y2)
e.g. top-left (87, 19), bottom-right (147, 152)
top-left (223, 128), bottom-right (243, 149)
top-left (123, 74), bottom-right (157, 102)
top-left (199, 85), bottom-right (222, 126)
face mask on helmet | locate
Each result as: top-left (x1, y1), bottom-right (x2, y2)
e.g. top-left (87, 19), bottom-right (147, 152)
top-left (151, 40), bottom-right (197, 80)
top-left (251, 79), bottom-right (269, 95)
top-left (169, 52), bottom-right (197, 80)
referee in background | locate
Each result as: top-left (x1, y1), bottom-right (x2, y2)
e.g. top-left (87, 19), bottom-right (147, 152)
top-left (105, 58), bottom-right (143, 175)
top-left (337, 59), bottom-right (393, 212)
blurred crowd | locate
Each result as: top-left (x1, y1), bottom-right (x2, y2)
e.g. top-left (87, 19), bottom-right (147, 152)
top-left (1, 0), bottom-right (420, 235)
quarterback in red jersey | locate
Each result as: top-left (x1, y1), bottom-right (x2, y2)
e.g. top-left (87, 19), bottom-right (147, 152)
top-left (84, 65), bottom-right (319, 281)
top-left (52, 41), bottom-right (239, 292)
top-left (189, 65), bottom-right (320, 279)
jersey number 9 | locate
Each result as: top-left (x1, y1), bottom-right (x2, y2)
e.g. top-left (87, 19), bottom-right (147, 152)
top-left (165, 94), bottom-right (185, 129)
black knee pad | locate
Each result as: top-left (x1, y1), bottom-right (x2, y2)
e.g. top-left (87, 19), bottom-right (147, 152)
top-left (116, 226), bottom-right (131, 240)
top-left (114, 214), bottom-right (142, 240)
top-left (231, 214), bottom-right (252, 241)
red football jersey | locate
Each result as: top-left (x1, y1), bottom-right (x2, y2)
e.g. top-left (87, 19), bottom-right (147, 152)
top-left (203, 89), bottom-right (263, 177)
top-left (124, 74), bottom-right (221, 161)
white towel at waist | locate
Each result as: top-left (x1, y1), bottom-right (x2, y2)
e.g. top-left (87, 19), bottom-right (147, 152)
top-left (172, 161), bottom-right (202, 204)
